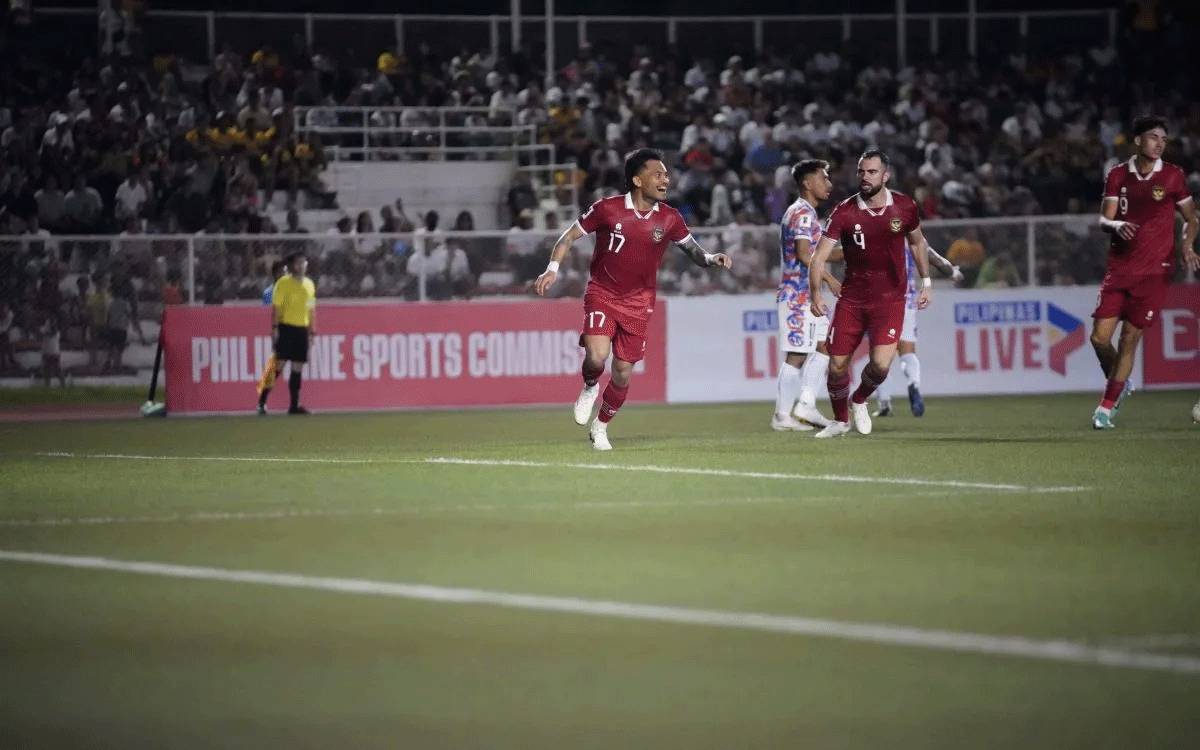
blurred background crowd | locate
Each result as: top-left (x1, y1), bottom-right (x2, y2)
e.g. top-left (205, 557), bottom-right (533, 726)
top-left (1, 1), bottom-right (1197, 379)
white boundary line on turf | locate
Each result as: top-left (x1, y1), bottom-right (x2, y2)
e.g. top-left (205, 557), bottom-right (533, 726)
top-left (1, 549), bottom-right (1196, 677)
top-left (0, 491), bottom-right (966, 528)
top-left (31, 452), bottom-right (1092, 493)
top-left (1099, 634), bottom-right (1200, 650)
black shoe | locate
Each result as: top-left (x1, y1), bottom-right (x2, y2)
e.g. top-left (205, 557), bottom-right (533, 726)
top-left (256, 404), bottom-right (267, 416)
top-left (288, 406), bottom-right (309, 415)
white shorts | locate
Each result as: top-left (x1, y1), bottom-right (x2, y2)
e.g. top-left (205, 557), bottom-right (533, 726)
top-left (779, 300), bottom-right (830, 354)
top-left (901, 305), bottom-right (917, 343)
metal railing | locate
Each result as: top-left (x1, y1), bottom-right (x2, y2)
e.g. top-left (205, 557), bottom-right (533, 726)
top-left (294, 106), bottom-right (530, 160)
top-left (5, 214), bottom-right (1175, 310)
top-left (33, 7), bottom-right (1119, 71)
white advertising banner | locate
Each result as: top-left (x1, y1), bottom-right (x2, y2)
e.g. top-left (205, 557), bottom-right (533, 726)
top-left (666, 293), bottom-right (789, 404)
top-left (665, 286), bottom-right (1140, 402)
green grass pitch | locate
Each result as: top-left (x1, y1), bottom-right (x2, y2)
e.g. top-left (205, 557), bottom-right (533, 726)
top-left (1, 392), bottom-right (1198, 749)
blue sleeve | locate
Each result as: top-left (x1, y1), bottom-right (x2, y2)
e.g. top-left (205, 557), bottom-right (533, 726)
top-left (263, 286), bottom-right (273, 305)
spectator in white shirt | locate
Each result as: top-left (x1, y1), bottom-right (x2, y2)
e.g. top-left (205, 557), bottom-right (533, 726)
top-left (114, 169), bottom-right (150, 221)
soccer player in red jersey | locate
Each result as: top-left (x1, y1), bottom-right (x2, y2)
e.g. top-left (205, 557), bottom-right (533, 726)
top-left (534, 149), bottom-right (732, 450)
top-left (1091, 116), bottom-right (1199, 429)
top-left (807, 149), bottom-right (933, 438)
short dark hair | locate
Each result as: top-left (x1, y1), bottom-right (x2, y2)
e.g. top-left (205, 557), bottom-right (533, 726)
top-left (1131, 115), bottom-right (1167, 137)
top-left (270, 260), bottom-right (286, 277)
top-left (859, 148), bottom-right (890, 170)
top-left (624, 148), bottom-right (663, 192)
top-left (283, 252), bottom-right (305, 267)
top-left (791, 159), bottom-right (829, 186)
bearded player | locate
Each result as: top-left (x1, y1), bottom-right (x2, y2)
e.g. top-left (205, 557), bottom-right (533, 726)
top-left (1091, 115), bottom-right (1199, 429)
top-left (772, 159), bottom-right (840, 431)
top-left (808, 148), bottom-right (932, 438)
top-left (534, 148), bottom-right (732, 450)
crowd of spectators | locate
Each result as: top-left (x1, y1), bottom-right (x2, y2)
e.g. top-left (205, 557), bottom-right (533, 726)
top-left (2, 3), bottom-right (1199, 380)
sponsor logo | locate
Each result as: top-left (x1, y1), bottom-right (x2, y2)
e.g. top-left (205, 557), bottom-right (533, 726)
top-left (889, 218), bottom-right (902, 233)
top-left (743, 310), bottom-right (778, 332)
top-left (652, 227), bottom-right (665, 243)
top-left (953, 301), bottom-right (1083, 376)
top-left (1153, 186), bottom-right (1165, 201)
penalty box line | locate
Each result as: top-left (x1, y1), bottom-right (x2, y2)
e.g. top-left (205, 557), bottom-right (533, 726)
top-left (0, 549), bottom-right (1196, 677)
top-left (33, 452), bottom-right (1091, 494)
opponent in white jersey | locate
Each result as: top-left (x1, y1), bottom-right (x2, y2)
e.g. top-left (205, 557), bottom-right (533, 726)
top-left (874, 241), bottom-right (962, 417)
top-left (772, 160), bottom-right (841, 431)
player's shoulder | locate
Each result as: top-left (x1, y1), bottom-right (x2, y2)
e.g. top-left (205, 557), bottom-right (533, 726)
top-left (889, 190), bottom-right (918, 211)
top-left (1163, 161), bottom-right (1188, 182)
top-left (588, 194), bottom-right (625, 213)
top-left (830, 195), bottom-right (859, 215)
top-left (658, 201), bottom-right (685, 222)
top-left (784, 198), bottom-right (815, 218)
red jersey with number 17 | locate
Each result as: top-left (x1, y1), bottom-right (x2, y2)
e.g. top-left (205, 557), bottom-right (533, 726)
top-left (1102, 157), bottom-right (1192, 275)
top-left (577, 194), bottom-right (692, 310)
top-left (823, 188), bottom-right (921, 305)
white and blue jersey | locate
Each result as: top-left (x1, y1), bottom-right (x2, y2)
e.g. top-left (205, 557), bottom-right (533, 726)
top-left (901, 242), bottom-right (918, 341)
top-left (263, 283), bottom-right (275, 305)
top-left (777, 198), bottom-right (820, 307)
top-left (777, 198), bottom-right (830, 353)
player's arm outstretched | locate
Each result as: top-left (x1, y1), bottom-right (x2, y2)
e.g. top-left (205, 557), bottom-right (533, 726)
top-left (674, 235), bottom-right (733, 269)
top-left (534, 221), bottom-right (587, 296)
top-left (808, 235), bottom-right (839, 317)
top-left (927, 246), bottom-right (965, 283)
top-left (907, 228), bottom-right (934, 309)
top-left (1178, 198), bottom-right (1200, 272)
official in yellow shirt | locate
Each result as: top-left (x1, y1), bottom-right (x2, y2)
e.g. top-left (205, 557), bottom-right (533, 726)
top-left (257, 253), bottom-right (316, 415)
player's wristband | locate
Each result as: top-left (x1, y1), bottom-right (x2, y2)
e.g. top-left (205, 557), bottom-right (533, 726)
top-left (922, 277), bottom-right (932, 288)
top-left (703, 253), bottom-right (716, 265)
top-left (545, 260), bottom-right (560, 273)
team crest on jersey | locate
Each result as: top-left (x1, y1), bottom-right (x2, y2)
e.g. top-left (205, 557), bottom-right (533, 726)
top-left (652, 227), bottom-right (665, 243)
top-left (889, 218), bottom-right (902, 233)
top-left (1152, 186), bottom-right (1165, 201)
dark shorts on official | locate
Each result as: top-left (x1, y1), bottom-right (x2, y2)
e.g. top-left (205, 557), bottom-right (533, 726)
top-left (274, 323), bottom-right (309, 363)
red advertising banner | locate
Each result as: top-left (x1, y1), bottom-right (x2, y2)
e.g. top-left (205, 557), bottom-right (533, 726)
top-left (162, 300), bottom-right (667, 413)
top-left (1142, 284), bottom-right (1200, 387)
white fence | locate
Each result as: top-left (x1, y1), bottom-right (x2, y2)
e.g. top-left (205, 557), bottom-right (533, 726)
top-left (3, 213), bottom-right (1162, 306)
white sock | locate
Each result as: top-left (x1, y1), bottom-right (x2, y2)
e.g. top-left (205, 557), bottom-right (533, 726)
top-left (799, 352), bottom-right (829, 406)
top-left (900, 352), bottom-right (921, 389)
top-left (775, 361), bottom-right (802, 417)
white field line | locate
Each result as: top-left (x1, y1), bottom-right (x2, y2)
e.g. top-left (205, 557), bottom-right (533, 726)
top-left (1099, 634), bottom-right (1200, 651)
top-left (1, 549), bottom-right (1197, 677)
top-left (31, 452), bottom-right (1092, 493)
top-left (0, 492), bottom-right (935, 528)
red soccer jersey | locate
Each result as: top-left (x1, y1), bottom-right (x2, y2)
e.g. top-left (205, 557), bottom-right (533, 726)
top-left (577, 193), bottom-right (692, 310)
top-left (1103, 158), bottom-right (1192, 275)
top-left (823, 189), bottom-right (921, 304)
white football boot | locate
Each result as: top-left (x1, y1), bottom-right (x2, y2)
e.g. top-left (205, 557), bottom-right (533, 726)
top-left (771, 413), bottom-right (814, 431)
top-left (573, 383), bottom-right (600, 425)
top-left (792, 400), bottom-right (831, 428)
top-left (589, 419), bottom-right (613, 451)
top-left (814, 421), bottom-right (851, 438)
top-left (850, 401), bottom-right (873, 435)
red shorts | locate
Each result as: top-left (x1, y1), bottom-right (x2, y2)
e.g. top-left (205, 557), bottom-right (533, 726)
top-left (581, 292), bottom-right (650, 364)
top-left (1093, 272), bottom-right (1168, 329)
top-left (826, 297), bottom-right (905, 357)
